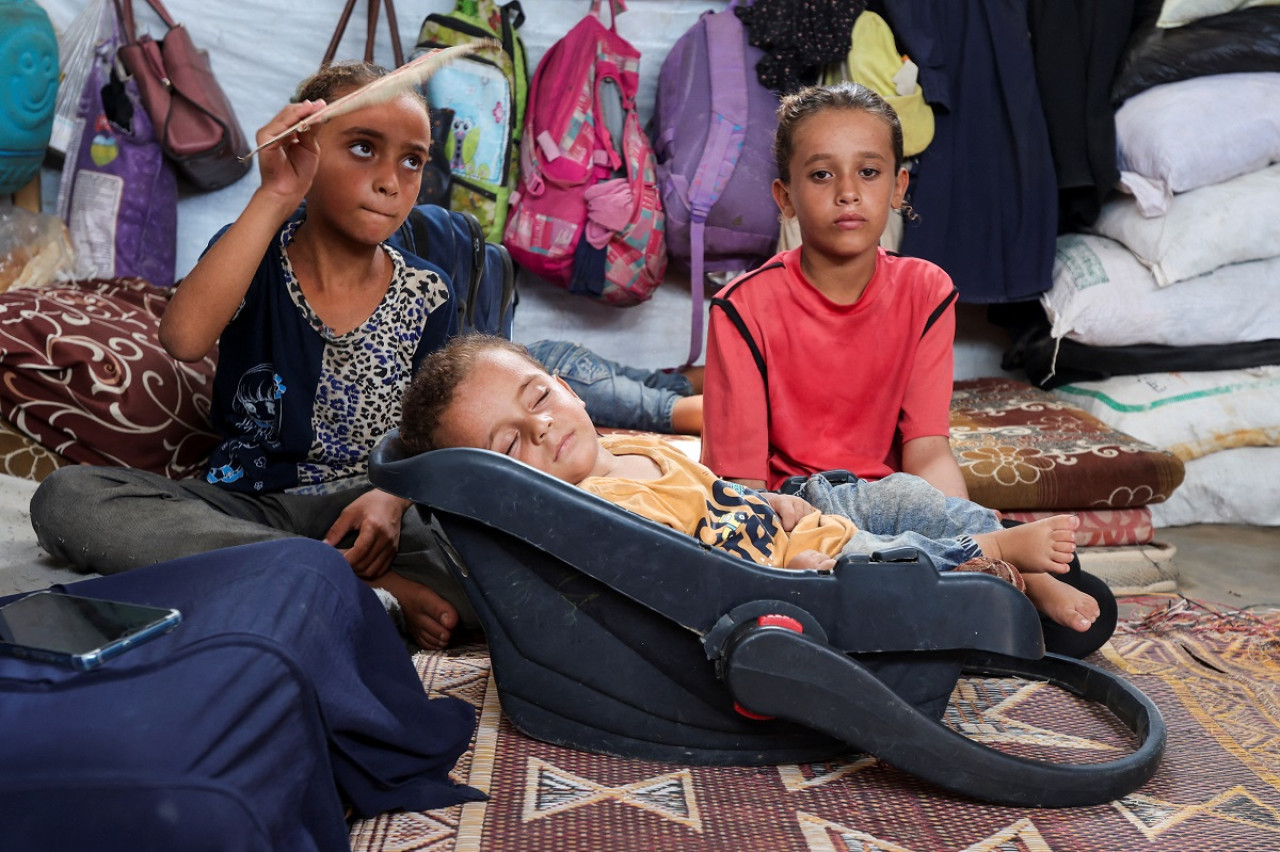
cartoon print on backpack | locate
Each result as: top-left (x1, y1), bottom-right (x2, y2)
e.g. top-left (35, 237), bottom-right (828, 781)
top-left (448, 115), bottom-right (476, 172)
top-left (414, 0), bottom-right (529, 243)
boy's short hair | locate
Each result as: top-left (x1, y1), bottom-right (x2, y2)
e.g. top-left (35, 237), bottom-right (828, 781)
top-left (401, 334), bottom-right (545, 455)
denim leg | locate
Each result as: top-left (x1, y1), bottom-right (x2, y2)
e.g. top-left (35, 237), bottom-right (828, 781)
top-left (800, 473), bottom-right (1002, 538)
top-left (526, 339), bottom-right (689, 432)
top-left (798, 473), bottom-right (1003, 569)
top-left (639, 365), bottom-right (695, 395)
top-left (840, 527), bottom-right (981, 570)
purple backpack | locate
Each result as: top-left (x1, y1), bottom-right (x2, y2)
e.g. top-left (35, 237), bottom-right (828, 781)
top-left (652, 1), bottom-right (781, 365)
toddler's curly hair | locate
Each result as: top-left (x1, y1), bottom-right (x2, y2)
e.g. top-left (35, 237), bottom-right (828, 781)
top-left (400, 334), bottom-right (544, 455)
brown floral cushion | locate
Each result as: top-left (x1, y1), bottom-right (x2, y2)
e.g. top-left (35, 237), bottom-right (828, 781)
top-left (950, 378), bottom-right (1185, 511)
top-left (0, 278), bottom-right (219, 478)
top-left (0, 413), bottom-right (69, 481)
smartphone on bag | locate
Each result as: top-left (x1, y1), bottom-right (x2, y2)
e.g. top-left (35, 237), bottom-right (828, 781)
top-left (0, 591), bottom-right (182, 670)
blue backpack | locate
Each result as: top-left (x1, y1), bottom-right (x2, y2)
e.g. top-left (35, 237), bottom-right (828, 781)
top-left (651, 1), bottom-right (781, 365)
top-left (392, 204), bottom-right (517, 339)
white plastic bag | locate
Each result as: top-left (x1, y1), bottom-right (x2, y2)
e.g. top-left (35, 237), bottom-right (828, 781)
top-left (48, 0), bottom-right (111, 157)
top-left (0, 206), bottom-right (77, 293)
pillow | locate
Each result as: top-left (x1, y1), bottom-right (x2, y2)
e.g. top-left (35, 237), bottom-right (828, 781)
top-left (1090, 162), bottom-right (1280, 286)
top-left (1158, 0), bottom-right (1280, 28)
top-left (950, 378), bottom-right (1185, 511)
top-left (1115, 73), bottom-right (1280, 216)
top-left (1052, 367), bottom-right (1280, 462)
top-left (0, 278), bottom-right (219, 478)
top-left (1043, 233), bottom-right (1280, 347)
top-left (0, 414), bottom-right (69, 481)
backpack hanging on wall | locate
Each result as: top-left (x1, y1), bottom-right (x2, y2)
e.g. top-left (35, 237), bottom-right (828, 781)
top-left (652, 0), bottom-right (781, 365)
top-left (391, 204), bottom-right (517, 339)
top-left (413, 0), bottom-right (529, 243)
top-left (503, 0), bottom-right (666, 307)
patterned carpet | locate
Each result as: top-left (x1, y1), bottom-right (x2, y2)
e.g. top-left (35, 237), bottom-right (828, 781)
top-left (350, 600), bottom-right (1280, 851)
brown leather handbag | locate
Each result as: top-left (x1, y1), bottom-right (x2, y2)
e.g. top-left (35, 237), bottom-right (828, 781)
top-left (115, 0), bottom-right (251, 191)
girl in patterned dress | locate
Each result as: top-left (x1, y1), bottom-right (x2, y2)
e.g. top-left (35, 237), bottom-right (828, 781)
top-left (32, 63), bottom-right (470, 650)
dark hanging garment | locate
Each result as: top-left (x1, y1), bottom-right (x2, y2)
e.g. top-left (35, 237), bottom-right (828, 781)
top-left (1027, 0), bottom-right (1137, 233)
top-left (734, 0), bottom-right (868, 93)
top-left (879, 0), bottom-right (1059, 303)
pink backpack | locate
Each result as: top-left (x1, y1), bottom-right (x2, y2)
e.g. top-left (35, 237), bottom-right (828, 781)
top-left (502, 0), bottom-right (666, 306)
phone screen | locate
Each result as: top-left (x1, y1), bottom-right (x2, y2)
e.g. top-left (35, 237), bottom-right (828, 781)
top-left (0, 591), bottom-right (182, 669)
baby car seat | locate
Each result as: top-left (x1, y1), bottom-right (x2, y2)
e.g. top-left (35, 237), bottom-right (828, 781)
top-left (370, 434), bottom-right (1166, 808)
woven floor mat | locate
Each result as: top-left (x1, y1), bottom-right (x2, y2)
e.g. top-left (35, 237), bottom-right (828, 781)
top-left (351, 602), bottom-right (1280, 851)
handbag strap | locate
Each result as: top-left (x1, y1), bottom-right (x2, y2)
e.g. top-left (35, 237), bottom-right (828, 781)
top-left (116, 0), bottom-right (178, 46)
top-left (324, 0), bottom-right (405, 67)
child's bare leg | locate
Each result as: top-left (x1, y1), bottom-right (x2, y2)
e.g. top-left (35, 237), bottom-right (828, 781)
top-left (972, 515), bottom-right (1078, 574)
top-left (1023, 573), bottom-right (1099, 633)
top-left (366, 571), bottom-right (458, 650)
top-left (670, 395), bottom-right (703, 435)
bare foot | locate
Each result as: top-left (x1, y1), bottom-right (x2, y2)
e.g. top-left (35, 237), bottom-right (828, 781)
top-left (366, 572), bottom-right (458, 650)
top-left (973, 515), bottom-right (1078, 574)
top-left (1023, 573), bottom-right (1100, 632)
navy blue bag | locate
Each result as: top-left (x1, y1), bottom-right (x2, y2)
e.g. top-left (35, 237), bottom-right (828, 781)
top-left (0, 539), bottom-right (480, 851)
top-left (393, 203), bottom-right (517, 338)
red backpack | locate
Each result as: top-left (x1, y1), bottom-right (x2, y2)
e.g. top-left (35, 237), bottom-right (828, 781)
top-left (502, 0), bottom-right (666, 306)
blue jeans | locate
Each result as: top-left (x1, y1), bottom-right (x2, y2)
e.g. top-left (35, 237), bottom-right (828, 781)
top-left (798, 472), bottom-right (1003, 569)
top-left (526, 340), bottom-right (694, 433)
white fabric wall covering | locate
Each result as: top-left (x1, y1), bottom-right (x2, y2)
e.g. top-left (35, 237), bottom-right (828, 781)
top-left (36, 0), bottom-right (1009, 374)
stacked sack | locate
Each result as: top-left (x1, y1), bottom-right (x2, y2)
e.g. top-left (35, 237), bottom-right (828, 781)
top-left (1029, 0), bottom-right (1280, 527)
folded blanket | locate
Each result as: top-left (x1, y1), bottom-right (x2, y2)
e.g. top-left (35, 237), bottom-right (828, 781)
top-left (951, 378), bottom-right (1185, 511)
top-left (1002, 507), bottom-right (1155, 548)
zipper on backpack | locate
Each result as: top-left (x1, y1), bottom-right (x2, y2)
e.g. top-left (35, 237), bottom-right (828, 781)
top-left (417, 15), bottom-right (494, 44)
top-left (452, 175), bottom-right (502, 202)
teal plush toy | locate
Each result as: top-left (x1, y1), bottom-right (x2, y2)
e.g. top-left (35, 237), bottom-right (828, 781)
top-left (0, 0), bottom-right (59, 196)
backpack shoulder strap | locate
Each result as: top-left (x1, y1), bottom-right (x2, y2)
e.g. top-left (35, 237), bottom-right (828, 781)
top-left (460, 212), bottom-right (487, 331)
top-left (684, 8), bottom-right (753, 367)
top-left (497, 243), bottom-right (516, 335)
